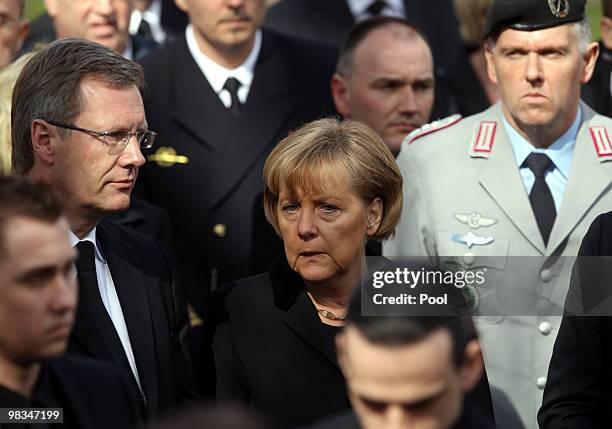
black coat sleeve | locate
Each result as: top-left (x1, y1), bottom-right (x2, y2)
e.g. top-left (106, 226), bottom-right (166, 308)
top-left (538, 214), bottom-right (608, 429)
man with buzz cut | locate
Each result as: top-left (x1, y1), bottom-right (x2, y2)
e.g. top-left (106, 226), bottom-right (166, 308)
top-left (0, 176), bottom-right (138, 428)
top-left (384, 0), bottom-right (612, 428)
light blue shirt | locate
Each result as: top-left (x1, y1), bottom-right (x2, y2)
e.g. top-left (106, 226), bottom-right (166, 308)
top-left (504, 108), bottom-right (581, 212)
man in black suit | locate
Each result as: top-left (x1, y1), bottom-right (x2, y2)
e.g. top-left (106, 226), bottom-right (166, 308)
top-left (264, 0), bottom-right (482, 116)
top-left (137, 0), bottom-right (337, 314)
top-left (538, 211), bottom-right (612, 428)
top-left (0, 176), bottom-right (138, 429)
top-left (11, 38), bottom-right (197, 423)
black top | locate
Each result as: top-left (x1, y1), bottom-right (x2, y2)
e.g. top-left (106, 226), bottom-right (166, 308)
top-left (0, 367), bottom-right (64, 429)
top-left (320, 323), bottom-right (343, 346)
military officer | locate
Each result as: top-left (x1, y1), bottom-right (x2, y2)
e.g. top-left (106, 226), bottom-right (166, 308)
top-left (384, 1), bottom-right (612, 428)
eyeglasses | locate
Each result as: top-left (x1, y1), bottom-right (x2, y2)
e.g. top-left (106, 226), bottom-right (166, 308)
top-left (45, 119), bottom-right (157, 153)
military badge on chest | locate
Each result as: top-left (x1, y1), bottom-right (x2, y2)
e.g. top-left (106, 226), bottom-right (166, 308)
top-left (450, 211), bottom-right (497, 249)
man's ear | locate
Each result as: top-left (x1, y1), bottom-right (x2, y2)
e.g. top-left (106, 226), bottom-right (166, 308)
top-left (31, 119), bottom-right (57, 166)
top-left (484, 43), bottom-right (498, 85)
top-left (365, 197), bottom-right (383, 237)
top-left (173, 0), bottom-right (189, 14)
top-left (580, 41), bottom-right (600, 84)
top-left (44, 0), bottom-right (58, 17)
top-left (331, 73), bottom-right (351, 118)
top-left (460, 339), bottom-right (484, 392)
top-left (16, 21), bottom-right (29, 52)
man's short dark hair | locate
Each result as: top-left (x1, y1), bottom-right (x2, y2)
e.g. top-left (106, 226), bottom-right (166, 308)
top-left (336, 16), bottom-right (431, 77)
top-left (604, 0), bottom-right (612, 19)
top-left (0, 176), bottom-right (62, 258)
top-left (11, 38), bottom-right (146, 175)
top-left (347, 274), bottom-right (470, 367)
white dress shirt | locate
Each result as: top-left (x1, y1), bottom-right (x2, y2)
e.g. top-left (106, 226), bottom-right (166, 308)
top-left (185, 24), bottom-right (262, 108)
top-left (70, 228), bottom-right (144, 397)
top-left (129, 0), bottom-right (166, 44)
top-left (346, 0), bottom-right (405, 20)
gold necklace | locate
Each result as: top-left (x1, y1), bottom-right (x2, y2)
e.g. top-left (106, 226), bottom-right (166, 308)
top-left (316, 308), bottom-right (346, 321)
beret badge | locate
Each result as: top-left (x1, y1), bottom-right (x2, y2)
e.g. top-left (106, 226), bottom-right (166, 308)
top-left (548, 0), bottom-right (570, 19)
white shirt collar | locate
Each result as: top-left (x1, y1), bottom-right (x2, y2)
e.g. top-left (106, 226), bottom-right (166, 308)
top-left (346, 0), bottom-right (405, 19)
top-left (185, 24), bottom-right (261, 98)
top-left (69, 227), bottom-right (106, 264)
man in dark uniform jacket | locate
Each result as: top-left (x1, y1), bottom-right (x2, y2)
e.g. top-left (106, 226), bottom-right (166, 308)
top-left (11, 38), bottom-right (198, 423)
top-left (137, 0), bottom-right (337, 314)
top-left (264, 0), bottom-right (483, 116)
top-left (0, 177), bottom-right (138, 429)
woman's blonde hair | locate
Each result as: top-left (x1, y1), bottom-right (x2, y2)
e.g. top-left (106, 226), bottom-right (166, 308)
top-left (263, 118), bottom-right (403, 240)
top-left (0, 51), bottom-right (37, 175)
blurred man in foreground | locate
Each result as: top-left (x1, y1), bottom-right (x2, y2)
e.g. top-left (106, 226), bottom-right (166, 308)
top-left (0, 176), bottom-right (137, 428)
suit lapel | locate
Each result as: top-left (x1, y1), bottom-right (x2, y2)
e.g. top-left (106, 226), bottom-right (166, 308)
top-left (97, 221), bottom-right (158, 420)
top-left (171, 36), bottom-right (230, 154)
top-left (547, 104), bottom-right (612, 254)
top-left (478, 105), bottom-right (546, 254)
top-left (271, 261), bottom-right (340, 371)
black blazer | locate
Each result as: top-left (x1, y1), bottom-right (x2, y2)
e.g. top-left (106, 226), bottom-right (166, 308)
top-left (263, 0), bottom-right (488, 116)
top-left (45, 356), bottom-right (139, 429)
top-left (538, 212), bottom-right (612, 428)
top-left (137, 30), bottom-right (337, 313)
top-left (67, 218), bottom-right (197, 423)
top-left (204, 258), bottom-right (349, 428)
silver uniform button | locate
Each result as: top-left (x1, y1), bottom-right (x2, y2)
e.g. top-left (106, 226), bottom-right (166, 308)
top-left (538, 322), bottom-right (552, 335)
top-left (536, 377), bottom-right (547, 389)
top-left (462, 253), bottom-right (476, 265)
top-left (540, 269), bottom-right (552, 282)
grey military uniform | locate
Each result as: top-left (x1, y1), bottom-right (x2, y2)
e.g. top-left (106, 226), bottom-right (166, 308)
top-left (384, 102), bottom-right (612, 429)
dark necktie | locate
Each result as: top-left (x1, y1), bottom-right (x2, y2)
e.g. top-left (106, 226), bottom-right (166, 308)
top-left (223, 77), bottom-right (242, 116)
top-left (367, 0), bottom-right (387, 15)
top-left (75, 241), bottom-right (107, 313)
top-left (137, 17), bottom-right (153, 39)
top-left (524, 153), bottom-right (556, 246)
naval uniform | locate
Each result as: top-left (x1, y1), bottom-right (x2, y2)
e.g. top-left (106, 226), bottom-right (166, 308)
top-left (384, 102), bottom-right (612, 429)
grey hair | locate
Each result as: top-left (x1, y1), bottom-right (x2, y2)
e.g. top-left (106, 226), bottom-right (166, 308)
top-left (485, 17), bottom-right (592, 54)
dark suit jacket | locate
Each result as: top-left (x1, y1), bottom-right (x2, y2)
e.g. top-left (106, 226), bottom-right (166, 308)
top-left (0, 355), bottom-right (139, 429)
top-left (538, 212), bottom-right (612, 429)
top-left (205, 258), bottom-right (349, 428)
top-left (263, 0), bottom-right (485, 117)
top-left (582, 41), bottom-right (612, 118)
top-left (67, 218), bottom-right (197, 423)
top-left (137, 30), bottom-right (337, 314)
top-left (48, 356), bottom-right (140, 429)
top-left (305, 403), bottom-right (496, 429)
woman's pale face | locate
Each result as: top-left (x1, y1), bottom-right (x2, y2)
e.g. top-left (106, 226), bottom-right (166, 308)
top-left (277, 176), bottom-right (381, 286)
